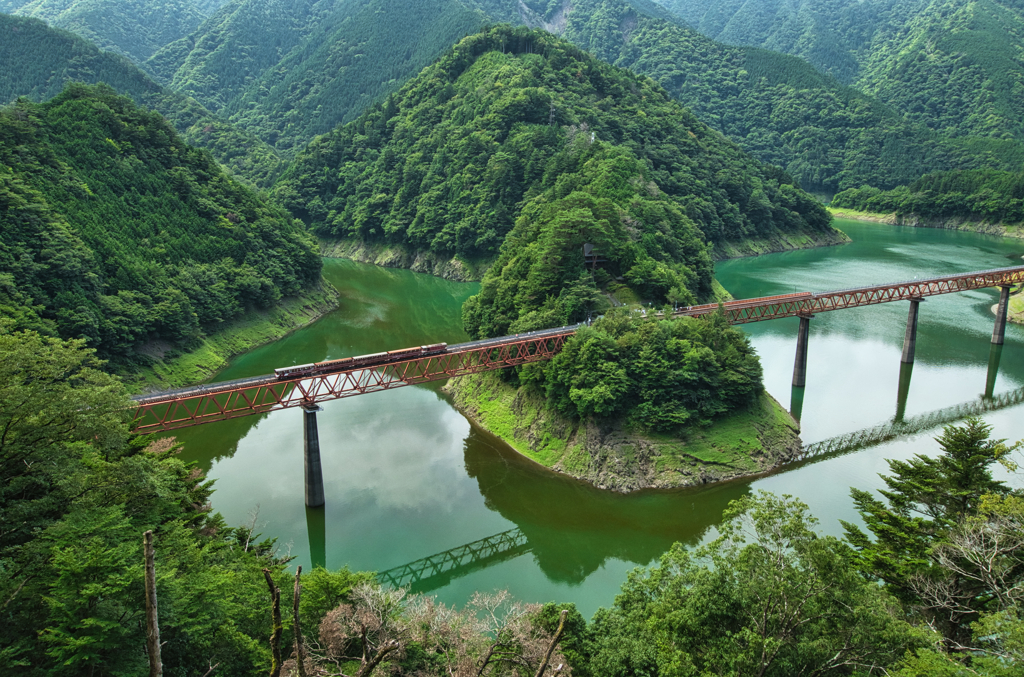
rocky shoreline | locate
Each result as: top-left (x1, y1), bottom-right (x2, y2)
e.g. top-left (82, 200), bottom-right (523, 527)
top-left (319, 238), bottom-right (486, 281)
top-left (712, 226), bottom-right (852, 260)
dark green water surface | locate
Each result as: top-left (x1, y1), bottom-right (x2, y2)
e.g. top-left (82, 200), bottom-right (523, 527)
top-left (174, 221), bottom-right (1024, 618)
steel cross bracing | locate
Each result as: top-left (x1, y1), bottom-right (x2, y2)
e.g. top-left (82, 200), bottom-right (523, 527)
top-left (131, 329), bottom-right (575, 432)
top-left (131, 264), bottom-right (1024, 432)
top-left (673, 265), bottom-right (1024, 324)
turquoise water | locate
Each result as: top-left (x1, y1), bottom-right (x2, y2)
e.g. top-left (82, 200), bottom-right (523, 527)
top-left (173, 221), bottom-right (1024, 618)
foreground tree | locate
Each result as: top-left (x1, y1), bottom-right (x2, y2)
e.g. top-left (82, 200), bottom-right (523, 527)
top-left (843, 417), bottom-right (1018, 648)
top-left (586, 492), bottom-right (914, 676)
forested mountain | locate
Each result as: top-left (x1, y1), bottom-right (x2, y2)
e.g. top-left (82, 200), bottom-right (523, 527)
top-left (0, 0), bottom-right (207, 63)
top-left (0, 14), bottom-right (282, 185)
top-left (0, 84), bottom-right (321, 367)
top-left (657, 0), bottom-right (1024, 145)
top-left (653, 0), bottom-right (892, 84)
top-left (554, 0), bottom-right (1024, 195)
top-left (147, 0), bottom-right (491, 155)
top-left (277, 26), bottom-right (832, 304)
top-left (143, 0), bottom-right (1022, 194)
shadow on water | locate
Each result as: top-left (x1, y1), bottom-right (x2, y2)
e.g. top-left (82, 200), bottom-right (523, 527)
top-left (459, 422), bottom-right (750, 586)
top-left (369, 342), bottom-right (1023, 593)
top-left (987, 343), bottom-right (1004, 399)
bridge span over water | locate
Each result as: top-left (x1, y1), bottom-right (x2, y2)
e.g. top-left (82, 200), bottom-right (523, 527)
top-left (131, 264), bottom-right (1024, 506)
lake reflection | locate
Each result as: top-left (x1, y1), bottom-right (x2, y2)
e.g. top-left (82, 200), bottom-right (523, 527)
top-left (176, 223), bottom-right (1024, 618)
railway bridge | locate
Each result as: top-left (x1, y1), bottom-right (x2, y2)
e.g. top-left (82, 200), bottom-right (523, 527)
top-left (131, 265), bottom-right (1024, 507)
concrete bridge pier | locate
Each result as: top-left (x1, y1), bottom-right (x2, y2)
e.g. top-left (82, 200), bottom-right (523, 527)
top-left (303, 403), bottom-right (325, 508)
top-left (792, 315), bottom-right (813, 388)
top-left (993, 285), bottom-right (1012, 345)
top-left (901, 298), bottom-right (924, 364)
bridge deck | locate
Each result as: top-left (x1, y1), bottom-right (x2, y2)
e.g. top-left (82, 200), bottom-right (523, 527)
top-left (130, 265), bottom-right (1024, 431)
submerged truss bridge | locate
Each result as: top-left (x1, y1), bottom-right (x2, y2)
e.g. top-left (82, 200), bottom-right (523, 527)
top-left (131, 264), bottom-right (1024, 507)
top-left (377, 529), bottom-right (530, 592)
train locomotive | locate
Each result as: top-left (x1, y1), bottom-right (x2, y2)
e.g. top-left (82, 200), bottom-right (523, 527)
top-left (273, 343), bottom-right (448, 379)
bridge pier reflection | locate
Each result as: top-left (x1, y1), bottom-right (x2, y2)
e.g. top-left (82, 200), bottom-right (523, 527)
top-left (789, 386), bottom-right (805, 422)
top-left (895, 362), bottom-right (913, 423)
top-left (993, 285), bottom-right (1012, 345)
top-left (986, 343), bottom-right (1003, 399)
top-left (306, 505), bottom-right (327, 569)
top-left (303, 404), bottom-right (325, 508)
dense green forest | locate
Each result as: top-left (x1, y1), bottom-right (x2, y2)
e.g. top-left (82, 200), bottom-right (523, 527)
top-left (0, 0), bottom-right (208, 63)
top-left (276, 26), bottom-right (832, 268)
top-left (2, 326), bottom-right (1021, 675)
top-left (556, 0), bottom-right (1024, 195)
top-left (833, 169), bottom-right (1024, 223)
top-left (274, 25), bottom-right (831, 433)
top-left (658, 0), bottom-right (1024, 146)
top-left (134, 0), bottom-right (1024, 194)
top-left (0, 14), bottom-right (283, 186)
top-left (0, 84), bottom-right (321, 367)
top-left (147, 0), bottom-right (489, 155)
top-left (12, 0), bottom-right (1024, 192)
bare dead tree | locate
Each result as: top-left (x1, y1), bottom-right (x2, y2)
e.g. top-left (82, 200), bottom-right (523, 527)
top-left (293, 566), bottom-right (306, 677)
top-left (264, 569), bottom-right (283, 677)
top-left (1, 576), bottom-right (32, 611)
top-left (316, 583), bottom-right (407, 677)
top-left (910, 512), bottom-right (1024, 653)
top-left (144, 530), bottom-right (162, 677)
top-left (534, 609), bottom-right (568, 677)
top-left (244, 504), bottom-right (262, 552)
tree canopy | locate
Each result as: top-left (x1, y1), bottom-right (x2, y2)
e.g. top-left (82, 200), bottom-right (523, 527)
top-left (0, 84), bottom-right (321, 368)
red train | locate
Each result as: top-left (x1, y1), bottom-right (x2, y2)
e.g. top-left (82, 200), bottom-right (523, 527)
top-left (274, 343), bottom-right (448, 379)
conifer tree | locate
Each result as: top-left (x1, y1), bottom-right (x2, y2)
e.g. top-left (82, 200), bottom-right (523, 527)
top-left (843, 417), bottom-right (1016, 648)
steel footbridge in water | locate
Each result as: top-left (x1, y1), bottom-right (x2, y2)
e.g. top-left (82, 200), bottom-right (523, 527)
top-left (131, 264), bottom-right (1024, 507)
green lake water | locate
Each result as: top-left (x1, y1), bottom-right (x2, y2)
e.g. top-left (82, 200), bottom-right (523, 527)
top-left (173, 219), bottom-right (1024, 618)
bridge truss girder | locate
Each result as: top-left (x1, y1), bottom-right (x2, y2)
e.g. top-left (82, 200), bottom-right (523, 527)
top-left (131, 332), bottom-right (573, 432)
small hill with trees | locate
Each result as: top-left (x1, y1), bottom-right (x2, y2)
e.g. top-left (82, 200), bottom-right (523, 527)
top-left (0, 84), bottom-right (323, 376)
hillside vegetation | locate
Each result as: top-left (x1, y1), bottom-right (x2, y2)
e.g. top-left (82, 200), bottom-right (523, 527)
top-left (658, 0), bottom-right (1024, 156)
top-left (0, 14), bottom-right (283, 186)
top-left (276, 26), bottom-right (832, 273)
top-left (138, 0), bottom-right (1020, 192)
top-left (0, 0), bottom-right (208, 63)
top-left (0, 84), bottom-right (321, 369)
top-left (833, 169), bottom-right (1024, 225)
top-left (148, 0), bottom-right (488, 155)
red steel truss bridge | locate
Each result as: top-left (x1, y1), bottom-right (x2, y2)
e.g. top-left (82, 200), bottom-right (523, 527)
top-left (673, 264), bottom-right (1024, 324)
top-left (131, 264), bottom-right (1024, 433)
top-left (132, 326), bottom-right (576, 433)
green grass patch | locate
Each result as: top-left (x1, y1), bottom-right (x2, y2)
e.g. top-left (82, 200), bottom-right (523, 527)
top-left (827, 207), bottom-right (895, 222)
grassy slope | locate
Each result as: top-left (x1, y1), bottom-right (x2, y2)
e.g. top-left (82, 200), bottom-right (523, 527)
top-left (444, 369), bottom-right (801, 492)
top-left (129, 278), bottom-right (339, 392)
